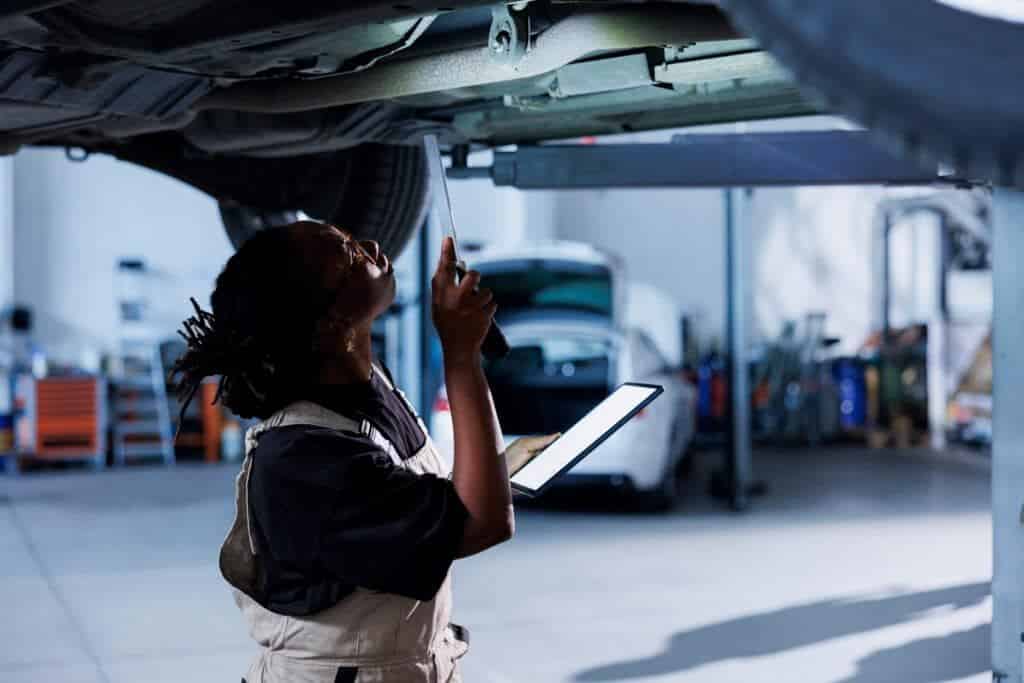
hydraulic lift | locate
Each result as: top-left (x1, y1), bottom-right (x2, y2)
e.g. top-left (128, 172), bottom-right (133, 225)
top-left (447, 129), bottom-right (1024, 680)
top-left (449, 128), bottom-right (966, 511)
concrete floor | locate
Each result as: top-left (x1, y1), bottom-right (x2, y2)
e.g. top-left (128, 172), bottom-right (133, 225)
top-left (1, 446), bottom-right (991, 683)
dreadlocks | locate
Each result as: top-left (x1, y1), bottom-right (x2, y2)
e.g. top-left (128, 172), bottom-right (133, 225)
top-left (171, 223), bottom-right (339, 422)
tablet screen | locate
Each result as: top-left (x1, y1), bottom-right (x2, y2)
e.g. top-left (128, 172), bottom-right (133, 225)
top-left (511, 383), bottom-right (662, 495)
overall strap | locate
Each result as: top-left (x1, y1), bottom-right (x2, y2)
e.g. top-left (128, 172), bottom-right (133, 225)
top-left (238, 399), bottom-right (405, 557)
top-left (244, 400), bottom-right (403, 466)
top-left (372, 364), bottom-right (429, 437)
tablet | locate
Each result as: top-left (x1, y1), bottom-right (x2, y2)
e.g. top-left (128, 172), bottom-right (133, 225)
top-left (510, 382), bottom-right (664, 497)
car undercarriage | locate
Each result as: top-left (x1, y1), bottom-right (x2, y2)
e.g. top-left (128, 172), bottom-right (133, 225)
top-left (0, 1), bottom-right (813, 155)
top-left (0, 2), bottom-right (819, 254)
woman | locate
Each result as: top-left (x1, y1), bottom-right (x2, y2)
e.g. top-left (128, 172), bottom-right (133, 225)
top-left (173, 221), bottom-right (557, 683)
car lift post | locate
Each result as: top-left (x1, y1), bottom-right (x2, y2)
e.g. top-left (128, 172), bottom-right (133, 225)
top-left (723, 187), bottom-right (754, 511)
top-left (992, 188), bottom-right (1024, 683)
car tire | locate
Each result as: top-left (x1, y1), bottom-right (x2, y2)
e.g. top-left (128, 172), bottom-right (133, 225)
top-left (637, 427), bottom-right (687, 512)
top-left (218, 205), bottom-right (299, 250)
top-left (638, 470), bottom-right (681, 513)
top-left (218, 143), bottom-right (429, 256)
top-left (722, 0), bottom-right (1024, 186)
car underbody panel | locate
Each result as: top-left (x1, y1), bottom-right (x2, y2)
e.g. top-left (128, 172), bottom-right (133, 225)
top-left (0, 0), bottom-right (817, 158)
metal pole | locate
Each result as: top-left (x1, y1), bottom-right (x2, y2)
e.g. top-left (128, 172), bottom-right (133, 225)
top-left (992, 188), bottom-right (1024, 683)
top-left (882, 213), bottom-right (892, 337)
top-left (725, 188), bottom-right (752, 510)
top-left (926, 212), bottom-right (948, 450)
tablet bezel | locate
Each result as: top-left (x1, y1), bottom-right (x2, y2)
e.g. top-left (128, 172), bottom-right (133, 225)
top-left (510, 382), bottom-right (664, 497)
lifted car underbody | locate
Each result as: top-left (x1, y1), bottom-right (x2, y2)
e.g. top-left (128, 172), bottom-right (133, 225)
top-left (0, 1), bottom-right (815, 156)
top-left (0, 1), bottom-right (818, 254)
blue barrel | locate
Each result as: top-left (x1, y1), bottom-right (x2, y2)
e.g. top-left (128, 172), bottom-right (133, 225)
top-left (697, 360), bottom-right (712, 418)
top-left (834, 358), bottom-right (867, 429)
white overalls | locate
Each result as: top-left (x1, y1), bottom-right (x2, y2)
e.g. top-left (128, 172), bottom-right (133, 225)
top-left (219, 368), bottom-right (469, 683)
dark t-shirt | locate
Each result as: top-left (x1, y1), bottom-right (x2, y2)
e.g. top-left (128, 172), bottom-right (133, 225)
top-left (246, 368), bottom-right (467, 616)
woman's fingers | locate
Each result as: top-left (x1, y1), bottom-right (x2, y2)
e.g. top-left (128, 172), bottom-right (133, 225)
top-left (506, 432), bottom-right (561, 474)
top-left (474, 288), bottom-right (494, 307)
top-left (431, 237), bottom-right (458, 303)
top-left (458, 269), bottom-right (481, 295)
top-left (432, 242), bottom-right (496, 314)
top-left (432, 237), bottom-right (457, 283)
top-left (522, 433), bottom-right (561, 453)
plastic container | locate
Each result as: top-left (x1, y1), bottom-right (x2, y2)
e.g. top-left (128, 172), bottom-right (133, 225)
top-left (834, 357), bottom-right (867, 430)
top-left (0, 330), bottom-right (12, 454)
top-left (0, 374), bottom-right (12, 454)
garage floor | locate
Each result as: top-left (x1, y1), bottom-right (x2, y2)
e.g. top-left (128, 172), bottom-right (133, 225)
top-left (1, 446), bottom-right (990, 683)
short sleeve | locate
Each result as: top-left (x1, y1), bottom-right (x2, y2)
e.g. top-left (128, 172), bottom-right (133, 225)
top-left (254, 427), bottom-right (467, 602)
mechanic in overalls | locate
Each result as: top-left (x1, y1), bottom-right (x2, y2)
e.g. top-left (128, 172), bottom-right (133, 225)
top-left (172, 221), bottom-right (556, 683)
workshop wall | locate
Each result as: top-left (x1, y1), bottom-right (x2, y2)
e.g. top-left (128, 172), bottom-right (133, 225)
top-left (13, 149), bottom-right (232, 361)
top-left (554, 184), bottom-right (951, 357)
top-left (552, 187), bottom-right (726, 349)
top-left (751, 186), bottom-right (890, 353)
top-left (751, 187), bottom-right (989, 354)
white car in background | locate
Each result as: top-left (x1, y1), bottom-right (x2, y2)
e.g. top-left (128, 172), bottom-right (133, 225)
top-left (430, 242), bottom-right (696, 510)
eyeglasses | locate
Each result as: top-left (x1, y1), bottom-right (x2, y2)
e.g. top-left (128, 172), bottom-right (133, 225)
top-left (337, 233), bottom-right (372, 269)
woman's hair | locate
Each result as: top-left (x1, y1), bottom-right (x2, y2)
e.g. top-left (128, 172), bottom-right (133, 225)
top-left (171, 224), bottom-right (338, 421)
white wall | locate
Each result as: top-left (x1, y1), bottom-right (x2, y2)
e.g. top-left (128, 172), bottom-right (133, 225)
top-left (13, 149), bottom-right (232, 362)
top-left (553, 187), bottom-right (726, 349)
top-left (750, 186), bottom-right (888, 353)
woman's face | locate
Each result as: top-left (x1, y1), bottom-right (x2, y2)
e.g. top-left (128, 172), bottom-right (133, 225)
top-left (296, 221), bottom-right (397, 328)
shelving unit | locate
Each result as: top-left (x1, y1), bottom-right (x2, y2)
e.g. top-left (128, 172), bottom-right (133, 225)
top-left (19, 376), bottom-right (107, 470)
top-left (171, 379), bottom-right (222, 462)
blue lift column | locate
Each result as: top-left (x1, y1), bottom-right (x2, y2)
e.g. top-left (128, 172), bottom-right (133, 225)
top-left (992, 189), bottom-right (1024, 683)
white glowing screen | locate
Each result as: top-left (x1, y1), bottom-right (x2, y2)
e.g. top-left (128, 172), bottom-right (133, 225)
top-left (511, 384), bottom-right (660, 493)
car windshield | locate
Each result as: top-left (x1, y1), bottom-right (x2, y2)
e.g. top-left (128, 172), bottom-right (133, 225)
top-left (485, 337), bottom-right (611, 378)
top-left (477, 259), bottom-right (613, 317)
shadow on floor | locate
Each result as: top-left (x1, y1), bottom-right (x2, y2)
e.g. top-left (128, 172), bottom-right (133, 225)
top-left (573, 582), bottom-right (989, 682)
top-left (837, 623), bottom-right (989, 683)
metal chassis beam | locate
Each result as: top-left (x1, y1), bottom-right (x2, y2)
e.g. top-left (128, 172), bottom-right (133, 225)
top-left (449, 130), bottom-right (960, 189)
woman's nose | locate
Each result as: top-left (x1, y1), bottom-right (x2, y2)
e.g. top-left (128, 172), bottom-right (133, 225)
top-left (360, 240), bottom-right (380, 262)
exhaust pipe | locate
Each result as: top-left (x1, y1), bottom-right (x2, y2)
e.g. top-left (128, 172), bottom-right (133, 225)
top-left (199, 5), bottom-right (738, 114)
